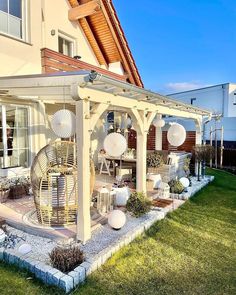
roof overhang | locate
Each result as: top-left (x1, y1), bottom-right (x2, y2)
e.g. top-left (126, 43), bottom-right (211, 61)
top-left (0, 71), bottom-right (211, 120)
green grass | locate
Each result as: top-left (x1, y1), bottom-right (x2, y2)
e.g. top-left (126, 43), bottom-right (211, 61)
top-left (0, 169), bottom-right (236, 295)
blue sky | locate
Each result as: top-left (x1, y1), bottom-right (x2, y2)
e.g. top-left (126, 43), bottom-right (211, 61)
top-left (113, 0), bottom-right (236, 94)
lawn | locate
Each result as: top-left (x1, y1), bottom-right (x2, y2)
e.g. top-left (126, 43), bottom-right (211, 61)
top-left (0, 169), bottom-right (235, 295)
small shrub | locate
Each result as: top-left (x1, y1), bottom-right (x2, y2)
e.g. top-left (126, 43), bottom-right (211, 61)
top-left (126, 191), bottom-right (152, 217)
top-left (168, 179), bottom-right (184, 194)
top-left (49, 246), bottom-right (84, 273)
top-left (146, 152), bottom-right (164, 168)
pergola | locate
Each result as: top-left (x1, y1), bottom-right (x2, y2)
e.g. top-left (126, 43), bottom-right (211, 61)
top-left (0, 71), bottom-right (211, 243)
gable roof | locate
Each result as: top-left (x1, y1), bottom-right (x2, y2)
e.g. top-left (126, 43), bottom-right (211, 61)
top-left (68, 0), bottom-right (144, 87)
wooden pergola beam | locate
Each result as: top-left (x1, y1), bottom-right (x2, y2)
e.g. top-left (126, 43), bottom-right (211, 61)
top-left (68, 0), bottom-right (101, 21)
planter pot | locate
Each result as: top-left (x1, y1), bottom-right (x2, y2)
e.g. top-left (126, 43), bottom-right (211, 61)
top-left (9, 185), bottom-right (27, 199)
top-left (0, 189), bottom-right (10, 203)
top-left (114, 187), bottom-right (130, 206)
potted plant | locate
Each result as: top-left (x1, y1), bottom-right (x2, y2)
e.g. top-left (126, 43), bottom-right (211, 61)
top-left (168, 179), bottom-right (184, 196)
top-left (0, 178), bottom-right (10, 203)
top-left (9, 176), bottom-right (30, 199)
top-left (146, 151), bottom-right (164, 173)
top-left (126, 191), bottom-right (152, 217)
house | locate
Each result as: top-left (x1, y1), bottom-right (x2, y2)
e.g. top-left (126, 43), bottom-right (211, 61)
top-left (167, 83), bottom-right (236, 148)
top-left (0, 0), bottom-right (211, 243)
top-left (0, 0), bottom-right (143, 174)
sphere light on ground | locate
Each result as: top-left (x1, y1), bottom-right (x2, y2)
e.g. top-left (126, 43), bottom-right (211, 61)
top-left (108, 209), bottom-right (126, 230)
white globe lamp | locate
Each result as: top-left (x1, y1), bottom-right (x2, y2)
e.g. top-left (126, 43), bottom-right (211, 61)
top-left (108, 209), bottom-right (126, 230)
top-left (103, 132), bottom-right (127, 157)
top-left (167, 123), bottom-right (186, 147)
top-left (153, 118), bottom-right (165, 128)
top-left (51, 109), bottom-right (76, 138)
top-left (18, 243), bottom-right (32, 255)
top-left (179, 177), bottom-right (190, 188)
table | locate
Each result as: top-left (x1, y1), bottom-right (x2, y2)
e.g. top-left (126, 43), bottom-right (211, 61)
top-left (105, 156), bottom-right (136, 176)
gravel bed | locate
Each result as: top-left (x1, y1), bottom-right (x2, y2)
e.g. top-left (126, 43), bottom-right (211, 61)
top-left (3, 225), bottom-right (57, 264)
top-left (80, 210), bottom-right (162, 259)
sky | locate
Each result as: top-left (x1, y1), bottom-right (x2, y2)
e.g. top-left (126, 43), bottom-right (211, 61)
top-left (112, 0), bottom-right (236, 94)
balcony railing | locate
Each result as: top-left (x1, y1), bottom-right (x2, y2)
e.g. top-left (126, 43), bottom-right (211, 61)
top-left (41, 48), bottom-right (127, 82)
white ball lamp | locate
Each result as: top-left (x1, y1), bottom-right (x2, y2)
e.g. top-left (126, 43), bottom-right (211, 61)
top-left (179, 177), bottom-right (190, 188)
top-left (153, 117), bottom-right (165, 128)
top-left (167, 123), bottom-right (186, 147)
top-left (103, 132), bottom-right (127, 157)
top-left (51, 110), bottom-right (76, 138)
top-left (108, 209), bottom-right (126, 230)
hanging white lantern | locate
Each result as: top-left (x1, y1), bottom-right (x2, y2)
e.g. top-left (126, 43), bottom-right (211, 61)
top-left (51, 109), bottom-right (76, 138)
top-left (153, 117), bottom-right (165, 128)
top-left (103, 132), bottom-right (127, 157)
top-left (108, 209), bottom-right (126, 230)
top-left (167, 123), bottom-right (186, 147)
top-left (179, 177), bottom-right (190, 188)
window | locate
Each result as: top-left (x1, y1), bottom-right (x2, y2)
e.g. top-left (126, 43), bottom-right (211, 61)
top-left (0, 0), bottom-right (27, 40)
top-left (58, 33), bottom-right (75, 57)
top-left (0, 105), bottom-right (29, 169)
top-left (234, 93), bottom-right (236, 105)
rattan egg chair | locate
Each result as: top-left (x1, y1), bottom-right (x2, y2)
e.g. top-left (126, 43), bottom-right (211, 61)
top-left (31, 140), bottom-right (95, 226)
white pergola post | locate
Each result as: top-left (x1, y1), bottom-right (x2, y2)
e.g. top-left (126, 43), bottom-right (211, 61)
top-left (136, 130), bottom-right (147, 192)
top-left (76, 99), bottom-right (91, 243)
top-left (155, 114), bottom-right (163, 151)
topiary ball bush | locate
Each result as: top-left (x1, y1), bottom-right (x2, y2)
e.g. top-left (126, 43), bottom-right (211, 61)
top-left (126, 191), bottom-right (152, 217)
top-left (168, 179), bottom-right (184, 194)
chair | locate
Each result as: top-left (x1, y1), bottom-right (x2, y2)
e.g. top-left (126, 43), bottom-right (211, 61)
top-left (98, 154), bottom-right (112, 176)
top-left (31, 140), bottom-right (95, 226)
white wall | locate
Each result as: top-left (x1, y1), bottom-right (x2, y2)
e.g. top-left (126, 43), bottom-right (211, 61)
top-left (168, 84), bottom-right (226, 115)
top-left (0, 0), bottom-right (42, 76)
top-left (167, 83), bottom-right (236, 142)
top-left (42, 0), bottom-right (100, 66)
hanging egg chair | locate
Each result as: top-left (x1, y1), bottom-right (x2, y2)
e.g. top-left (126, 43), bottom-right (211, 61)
top-left (31, 140), bottom-right (95, 226)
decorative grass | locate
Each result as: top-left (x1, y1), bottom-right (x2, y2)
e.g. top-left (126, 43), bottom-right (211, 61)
top-left (0, 169), bottom-right (235, 295)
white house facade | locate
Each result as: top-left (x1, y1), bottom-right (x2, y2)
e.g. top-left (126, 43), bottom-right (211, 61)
top-left (167, 83), bottom-right (236, 148)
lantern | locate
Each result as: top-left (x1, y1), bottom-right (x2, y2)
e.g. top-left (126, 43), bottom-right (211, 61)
top-left (103, 132), bottom-right (127, 157)
top-left (153, 118), bottom-right (165, 128)
top-left (108, 209), bottom-right (126, 230)
top-left (51, 109), bottom-right (76, 138)
top-left (179, 177), bottom-right (190, 188)
top-left (97, 187), bottom-right (116, 214)
top-left (167, 123), bottom-right (186, 147)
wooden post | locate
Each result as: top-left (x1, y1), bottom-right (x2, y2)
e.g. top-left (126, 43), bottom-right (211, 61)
top-left (136, 131), bottom-right (147, 193)
top-left (220, 126), bottom-right (224, 168)
top-left (214, 119), bottom-right (218, 169)
top-left (210, 126), bottom-right (213, 168)
top-left (76, 100), bottom-right (91, 243)
top-left (195, 118), bottom-right (202, 176)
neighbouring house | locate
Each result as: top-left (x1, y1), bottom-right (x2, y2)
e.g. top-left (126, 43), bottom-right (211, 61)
top-left (167, 83), bottom-right (236, 149)
top-left (0, 0), bottom-right (212, 244)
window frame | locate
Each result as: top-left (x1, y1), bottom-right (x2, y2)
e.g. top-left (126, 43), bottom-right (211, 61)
top-left (0, 104), bottom-right (30, 169)
top-left (233, 93), bottom-right (236, 105)
top-left (58, 31), bottom-right (76, 57)
top-left (0, 0), bottom-right (29, 42)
